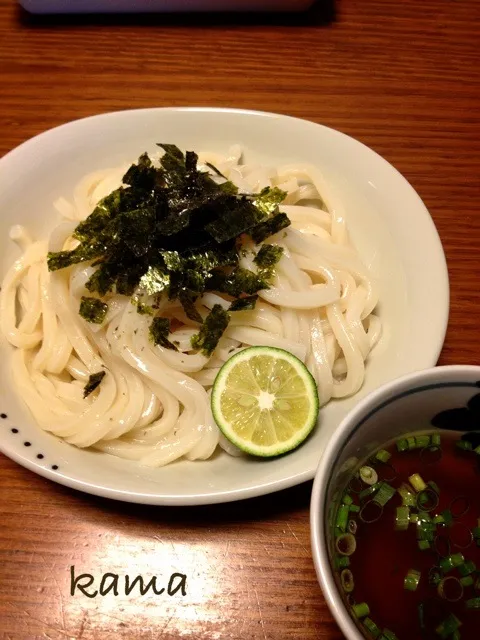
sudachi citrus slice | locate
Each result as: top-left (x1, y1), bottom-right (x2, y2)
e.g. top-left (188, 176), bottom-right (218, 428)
top-left (211, 346), bottom-right (319, 457)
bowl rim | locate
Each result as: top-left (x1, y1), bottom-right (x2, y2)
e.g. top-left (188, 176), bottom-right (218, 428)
top-left (310, 364), bottom-right (480, 640)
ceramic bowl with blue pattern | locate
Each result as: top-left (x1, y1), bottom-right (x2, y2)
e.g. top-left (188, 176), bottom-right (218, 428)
top-left (310, 365), bottom-right (480, 640)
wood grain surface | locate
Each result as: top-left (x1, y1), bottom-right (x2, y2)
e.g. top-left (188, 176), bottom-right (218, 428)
top-left (0, 1), bottom-right (479, 638)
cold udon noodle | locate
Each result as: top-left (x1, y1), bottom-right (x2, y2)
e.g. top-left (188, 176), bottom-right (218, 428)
top-left (0, 147), bottom-right (381, 466)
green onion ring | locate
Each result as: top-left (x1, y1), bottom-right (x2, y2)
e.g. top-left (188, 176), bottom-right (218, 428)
top-left (419, 445), bottom-right (443, 465)
top-left (437, 576), bottom-right (464, 602)
top-left (352, 602), bottom-right (370, 619)
top-left (359, 500), bottom-right (383, 524)
top-left (359, 466), bottom-right (378, 485)
top-left (375, 462), bottom-right (398, 482)
top-left (416, 487), bottom-right (439, 512)
top-left (434, 534), bottom-right (451, 558)
top-left (336, 533), bottom-right (357, 556)
top-left (345, 593), bottom-right (356, 607)
top-left (348, 475), bottom-right (364, 494)
top-left (340, 569), bottom-right (355, 593)
top-left (450, 495), bottom-right (470, 518)
top-left (450, 521), bottom-right (474, 550)
top-left (348, 519), bottom-right (358, 535)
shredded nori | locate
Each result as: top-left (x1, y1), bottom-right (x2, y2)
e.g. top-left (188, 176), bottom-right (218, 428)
top-left (229, 295), bottom-right (258, 312)
top-left (249, 212), bottom-right (291, 244)
top-left (190, 304), bottom-right (230, 356)
top-left (149, 317), bottom-right (178, 351)
top-left (48, 145), bottom-right (290, 354)
top-left (254, 244), bottom-right (284, 277)
top-left (253, 186), bottom-right (287, 216)
top-left (83, 371), bottom-right (106, 398)
top-left (205, 162), bottom-right (228, 180)
top-left (79, 296), bottom-right (108, 324)
top-left (178, 289), bottom-right (203, 323)
top-left (136, 301), bottom-right (155, 316)
top-left (208, 267), bottom-right (269, 297)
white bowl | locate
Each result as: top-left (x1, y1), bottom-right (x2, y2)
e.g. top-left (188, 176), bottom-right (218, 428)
top-left (0, 107), bottom-right (449, 505)
top-left (310, 365), bottom-right (480, 640)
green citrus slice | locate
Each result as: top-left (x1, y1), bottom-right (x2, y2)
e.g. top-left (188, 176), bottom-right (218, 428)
top-left (211, 346), bottom-right (319, 457)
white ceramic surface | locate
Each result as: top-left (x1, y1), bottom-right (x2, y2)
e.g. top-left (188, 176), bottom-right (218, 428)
top-left (0, 107), bottom-right (449, 505)
top-left (310, 365), bottom-right (480, 640)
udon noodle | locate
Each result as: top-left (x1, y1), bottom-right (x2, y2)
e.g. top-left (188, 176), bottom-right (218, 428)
top-left (0, 146), bottom-right (381, 466)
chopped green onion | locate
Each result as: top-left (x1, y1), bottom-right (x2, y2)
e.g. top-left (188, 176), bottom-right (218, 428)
top-left (417, 492), bottom-right (429, 507)
top-left (441, 509), bottom-right (454, 527)
top-left (435, 614), bottom-right (462, 639)
top-left (439, 553), bottom-right (465, 573)
top-left (395, 506), bottom-right (410, 531)
top-left (472, 522), bottom-right (480, 542)
top-left (352, 602), bottom-right (370, 619)
top-left (417, 487), bottom-right (440, 511)
top-left (404, 568), bottom-right (421, 591)
top-left (409, 473), bottom-right (427, 492)
top-left (373, 482), bottom-right (396, 507)
top-left (360, 466), bottom-right (378, 485)
top-left (360, 483), bottom-right (381, 500)
top-left (466, 597), bottom-right (480, 609)
top-left (475, 445), bottom-right (480, 455)
top-left (438, 576), bottom-right (464, 602)
top-left (396, 438), bottom-right (408, 452)
top-left (450, 496), bottom-right (470, 518)
top-left (342, 494), bottom-right (353, 505)
top-left (434, 514), bottom-right (446, 525)
top-left (340, 568), bottom-right (354, 593)
top-left (418, 540), bottom-right (431, 551)
top-left (406, 436), bottom-right (416, 450)
top-left (398, 483), bottom-right (416, 507)
top-left (456, 440), bottom-right (472, 451)
top-left (415, 435), bottom-right (431, 448)
top-left (336, 504), bottom-right (350, 532)
top-left (431, 433), bottom-right (441, 446)
top-left (336, 533), bottom-right (357, 556)
top-left (418, 510), bottom-right (432, 523)
top-left (334, 555), bottom-right (350, 569)
top-left (417, 520), bottom-right (435, 541)
top-left (434, 534), bottom-right (452, 558)
top-left (359, 500), bottom-right (384, 523)
top-left (460, 576), bottom-right (474, 587)
top-left (348, 519), bottom-right (358, 535)
top-left (349, 504), bottom-right (361, 513)
top-left (458, 560), bottom-right (476, 577)
top-left (363, 618), bottom-right (381, 639)
top-left (410, 513), bottom-right (419, 524)
top-left (380, 630), bottom-right (398, 640)
top-left (428, 480), bottom-right (440, 494)
top-left (417, 530), bottom-right (434, 542)
top-left (375, 449), bottom-right (391, 463)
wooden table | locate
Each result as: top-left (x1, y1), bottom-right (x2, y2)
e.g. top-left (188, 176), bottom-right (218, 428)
top-left (1, 1), bottom-right (479, 638)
